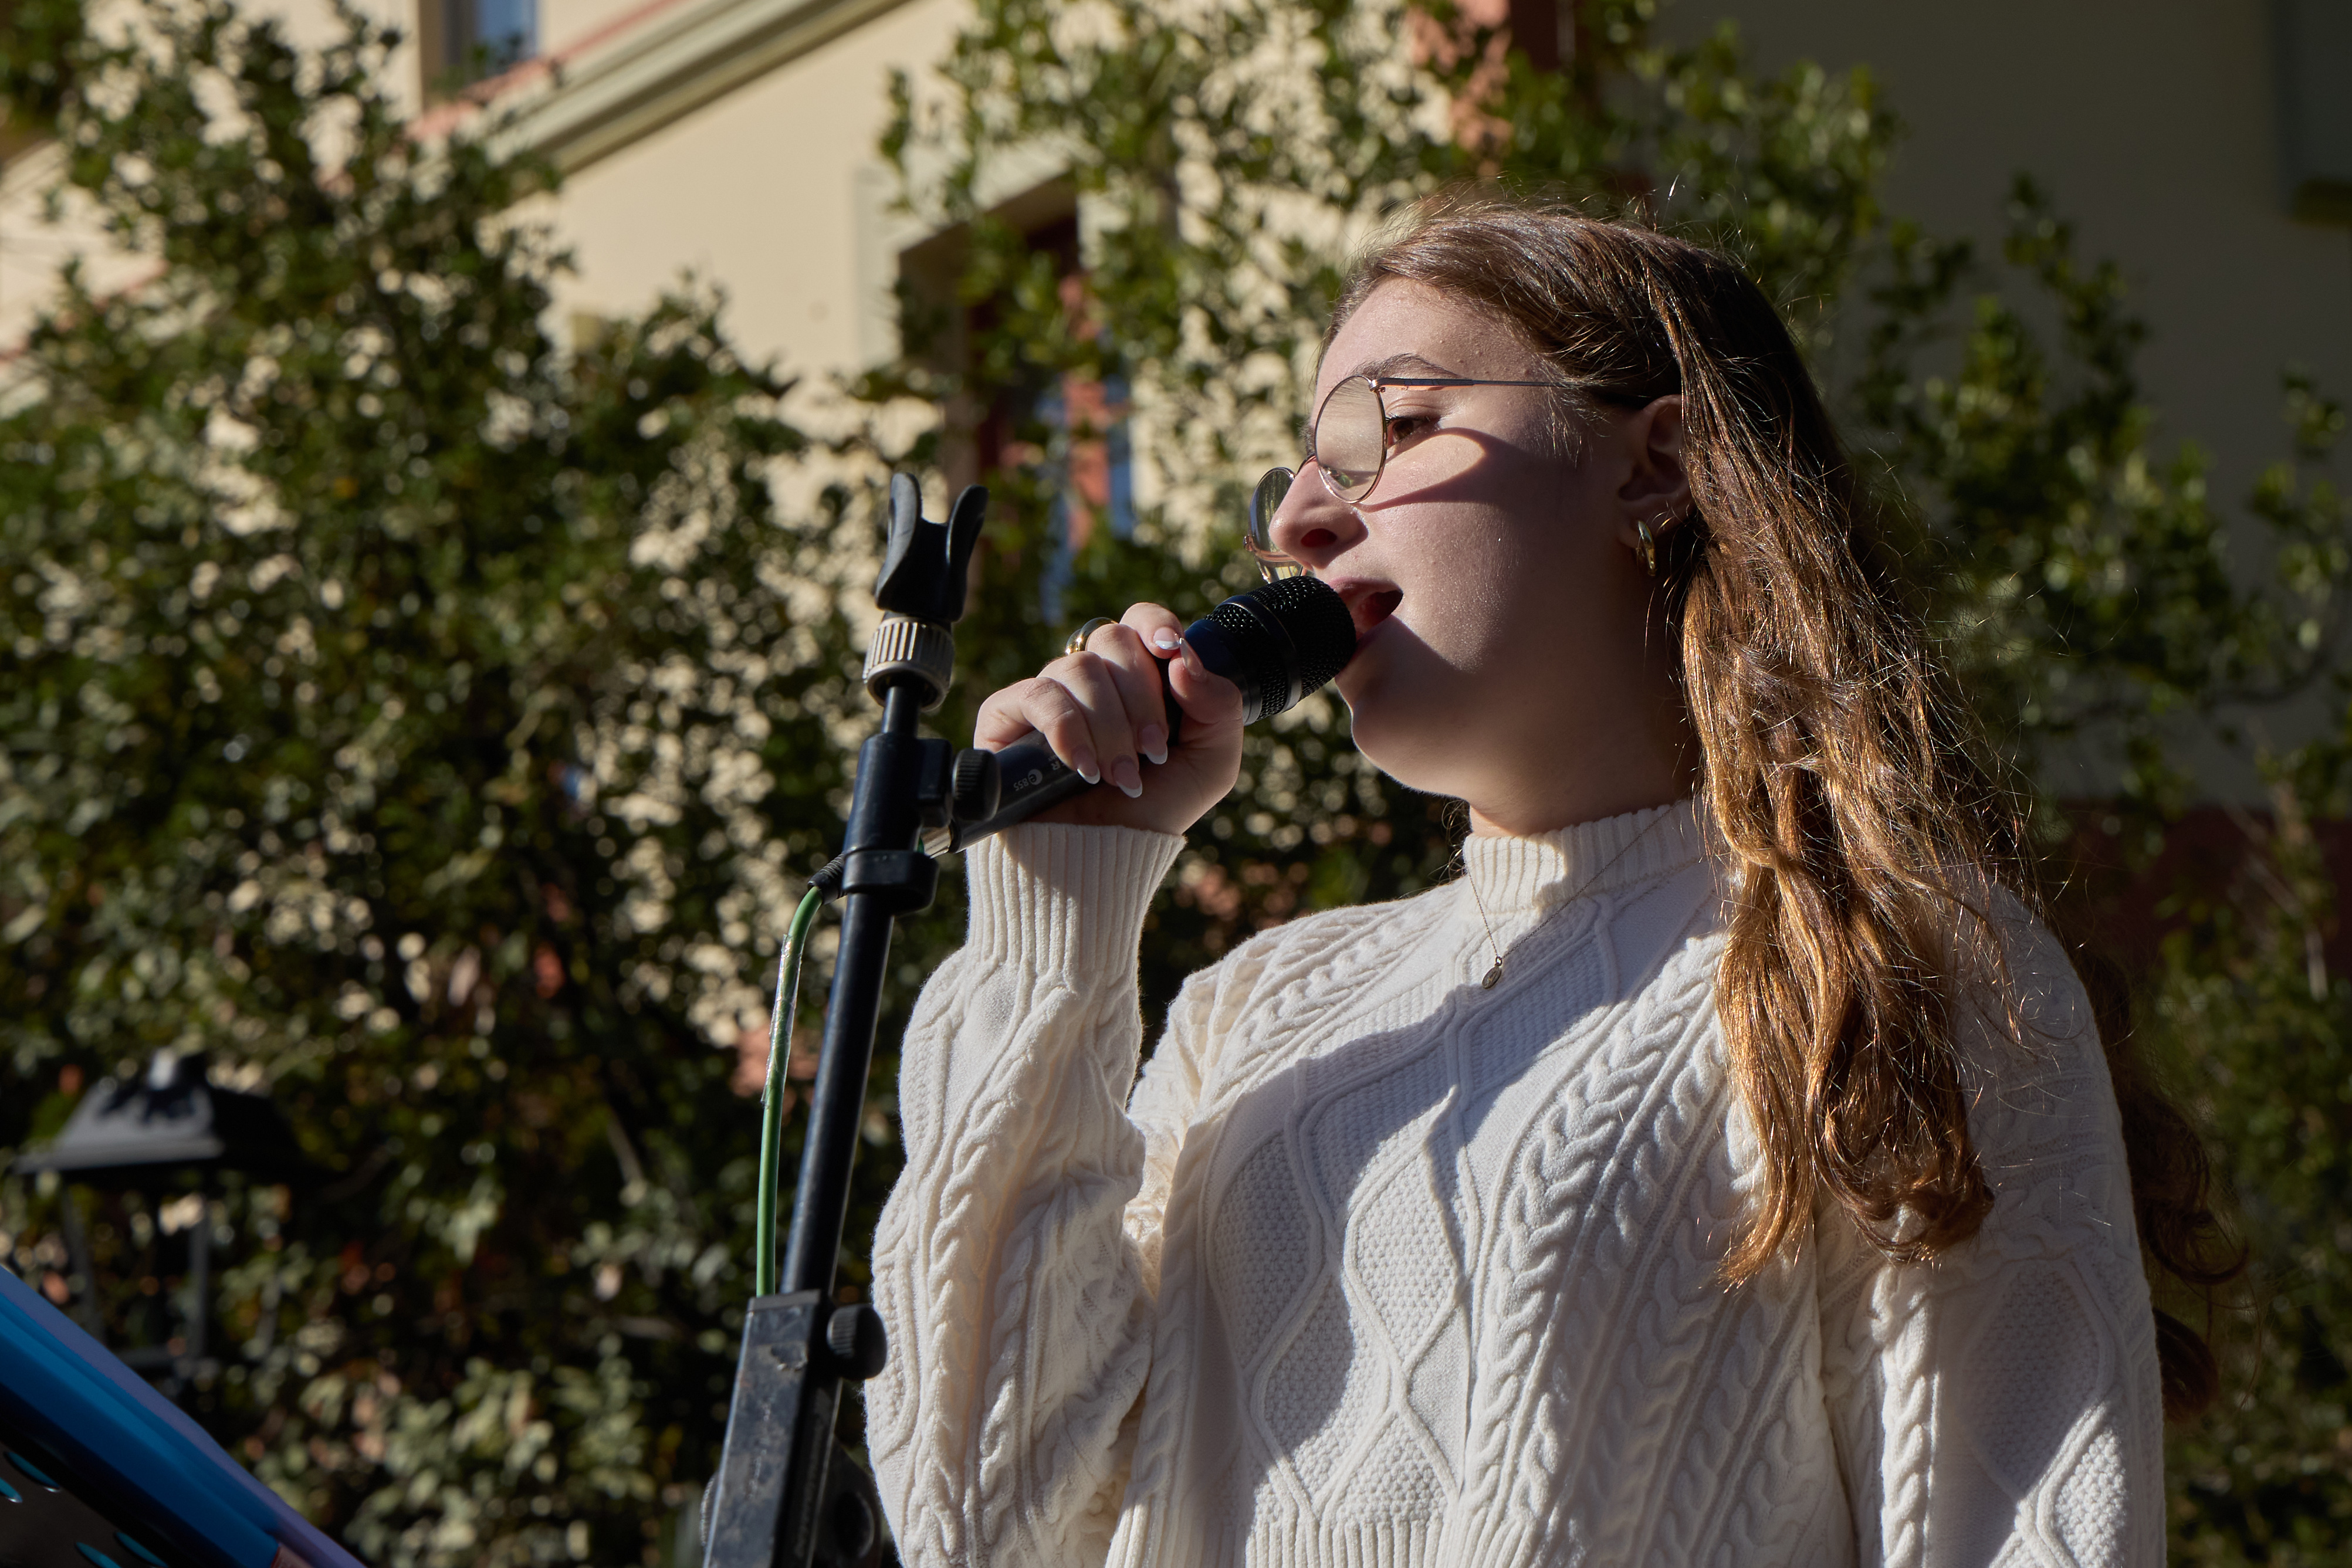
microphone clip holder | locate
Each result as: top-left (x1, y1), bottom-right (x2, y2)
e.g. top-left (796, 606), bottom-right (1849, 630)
top-left (702, 475), bottom-right (993, 1568)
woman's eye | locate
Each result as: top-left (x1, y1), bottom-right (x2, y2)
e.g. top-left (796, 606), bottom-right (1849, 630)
top-left (1382, 413), bottom-right (1435, 448)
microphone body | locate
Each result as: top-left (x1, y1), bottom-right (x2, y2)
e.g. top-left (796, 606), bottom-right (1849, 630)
top-left (926, 575), bottom-right (1356, 855)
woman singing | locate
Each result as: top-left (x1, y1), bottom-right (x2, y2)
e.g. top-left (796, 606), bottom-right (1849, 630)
top-left (865, 195), bottom-right (2215, 1567)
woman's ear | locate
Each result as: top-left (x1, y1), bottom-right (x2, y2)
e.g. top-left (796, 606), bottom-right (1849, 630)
top-left (1615, 395), bottom-right (1692, 543)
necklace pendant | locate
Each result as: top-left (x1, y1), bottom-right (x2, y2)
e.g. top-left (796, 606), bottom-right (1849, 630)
top-left (1481, 957), bottom-right (1504, 990)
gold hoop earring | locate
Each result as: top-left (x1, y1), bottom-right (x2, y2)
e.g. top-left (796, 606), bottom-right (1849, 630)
top-left (1634, 519), bottom-right (1659, 578)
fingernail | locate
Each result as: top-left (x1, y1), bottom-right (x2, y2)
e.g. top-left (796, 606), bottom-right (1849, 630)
top-left (1111, 757), bottom-right (1143, 798)
top-left (1139, 724), bottom-right (1168, 765)
top-left (1180, 641), bottom-right (1205, 675)
top-left (1151, 629), bottom-right (1180, 652)
top-left (1074, 753), bottom-right (1099, 785)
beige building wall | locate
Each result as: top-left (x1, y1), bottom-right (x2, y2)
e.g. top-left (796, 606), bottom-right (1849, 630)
top-left (0, 142), bottom-right (112, 362)
top-left (7, 0), bottom-right (2343, 507)
top-left (0, 0), bottom-right (961, 381)
top-left (526, 0), bottom-right (963, 378)
top-left (0, 0), bottom-right (415, 362)
top-left (404, 0), bottom-right (2352, 503)
top-left (1682, 0), bottom-right (2352, 510)
top-left (536, 0), bottom-right (2343, 502)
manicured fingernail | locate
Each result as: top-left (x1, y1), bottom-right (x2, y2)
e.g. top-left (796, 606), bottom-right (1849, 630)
top-left (1072, 750), bottom-right (1099, 784)
top-left (1179, 641), bottom-right (1205, 675)
top-left (1139, 724), bottom-right (1168, 765)
top-left (1111, 757), bottom-right (1142, 798)
top-left (1152, 629), bottom-right (1180, 652)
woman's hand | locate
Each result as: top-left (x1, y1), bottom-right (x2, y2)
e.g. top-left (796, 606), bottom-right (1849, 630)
top-left (973, 603), bottom-right (1246, 837)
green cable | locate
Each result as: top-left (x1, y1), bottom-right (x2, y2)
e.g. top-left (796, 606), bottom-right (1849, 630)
top-left (755, 885), bottom-right (827, 1298)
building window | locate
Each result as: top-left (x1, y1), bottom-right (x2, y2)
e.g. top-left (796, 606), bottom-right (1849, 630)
top-left (950, 205), bottom-right (1136, 624)
top-left (2276, 0), bottom-right (2352, 222)
top-left (438, 0), bottom-right (537, 86)
top-left (1037, 365), bottom-right (1138, 626)
top-left (898, 185), bottom-right (1138, 625)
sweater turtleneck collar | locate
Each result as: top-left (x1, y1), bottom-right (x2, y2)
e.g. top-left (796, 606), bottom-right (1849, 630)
top-left (1456, 797), bottom-right (1713, 917)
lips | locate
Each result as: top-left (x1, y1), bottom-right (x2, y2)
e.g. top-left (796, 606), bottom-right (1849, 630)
top-left (1325, 578), bottom-right (1403, 640)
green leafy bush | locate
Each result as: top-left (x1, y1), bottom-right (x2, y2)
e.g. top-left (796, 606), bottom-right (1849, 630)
top-left (0, 4), bottom-right (891, 1561)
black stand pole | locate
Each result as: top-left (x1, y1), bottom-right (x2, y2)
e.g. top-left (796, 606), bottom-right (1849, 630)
top-left (703, 477), bottom-right (994, 1568)
top-left (783, 681), bottom-right (925, 1299)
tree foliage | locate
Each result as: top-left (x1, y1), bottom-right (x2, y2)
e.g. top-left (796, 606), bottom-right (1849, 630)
top-left (0, 0), bottom-right (84, 135)
top-left (0, 3), bottom-right (888, 1562)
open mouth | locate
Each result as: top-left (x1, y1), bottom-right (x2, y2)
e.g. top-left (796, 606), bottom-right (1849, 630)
top-left (1352, 587), bottom-right (1403, 638)
top-left (1321, 577), bottom-right (1403, 644)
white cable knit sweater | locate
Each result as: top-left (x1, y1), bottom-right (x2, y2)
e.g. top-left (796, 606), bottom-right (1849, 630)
top-left (868, 801), bottom-right (2165, 1567)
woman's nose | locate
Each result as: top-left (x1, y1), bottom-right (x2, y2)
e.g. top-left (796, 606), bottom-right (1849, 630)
top-left (1271, 460), bottom-right (1365, 568)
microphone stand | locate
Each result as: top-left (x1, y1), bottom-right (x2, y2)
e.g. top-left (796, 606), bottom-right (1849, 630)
top-left (703, 476), bottom-right (998, 1568)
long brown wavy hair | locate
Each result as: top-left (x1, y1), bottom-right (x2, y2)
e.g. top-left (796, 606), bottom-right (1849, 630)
top-left (1331, 192), bottom-right (2238, 1417)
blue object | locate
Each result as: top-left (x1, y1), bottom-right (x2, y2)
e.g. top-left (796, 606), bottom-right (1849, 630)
top-left (117, 1533), bottom-right (170, 1566)
top-left (467, 0), bottom-right (537, 72)
top-left (77, 1545), bottom-right (126, 1567)
top-left (8, 1448), bottom-right (59, 1486)
top-left (0, 1265), bottom-right (367, 1568)
top-left (0, 1472), bottom-right (19, 1502)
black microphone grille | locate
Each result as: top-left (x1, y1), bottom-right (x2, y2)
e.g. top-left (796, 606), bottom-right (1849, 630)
top-left (1257, 575), bottom-right (1358, 694)
top-left (1194, 574), bottom-right (1359, 723)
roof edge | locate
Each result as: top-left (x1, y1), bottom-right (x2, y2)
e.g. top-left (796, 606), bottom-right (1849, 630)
top-left (491, 0), bottom-right (923, 175)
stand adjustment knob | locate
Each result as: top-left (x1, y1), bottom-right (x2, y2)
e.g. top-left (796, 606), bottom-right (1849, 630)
top-left (861, 614), bottom-right (956, 710)
top-left (824, 1304), bottom-right (889, 1381)
top-left (950, 747), bottom-right (1001, 824)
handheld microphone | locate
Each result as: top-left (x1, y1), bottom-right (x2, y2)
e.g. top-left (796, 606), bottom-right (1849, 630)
top-left (923, 574), bottom-right (1358, 855)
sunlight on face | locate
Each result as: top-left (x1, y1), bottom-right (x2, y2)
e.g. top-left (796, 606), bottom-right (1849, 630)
top-left (1272, 279), bottom-right (1686, 829)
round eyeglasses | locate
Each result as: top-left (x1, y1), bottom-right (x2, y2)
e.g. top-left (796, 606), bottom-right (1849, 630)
top-left (1244, 372), bottom-right (1561, 581)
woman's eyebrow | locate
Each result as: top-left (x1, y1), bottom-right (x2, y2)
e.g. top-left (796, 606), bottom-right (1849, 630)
top-left (1352, 351), bottom-right (1460, 380)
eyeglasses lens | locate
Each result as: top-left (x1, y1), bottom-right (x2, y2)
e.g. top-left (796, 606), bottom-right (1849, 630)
top-left (1311, 376), bottom-right (1384, 503)
top-left (1247, 466), bottom-right (1305, 581)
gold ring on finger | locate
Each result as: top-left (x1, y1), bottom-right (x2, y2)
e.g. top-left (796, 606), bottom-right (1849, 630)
top-left (1064, 617), bottom-right (1119, 658)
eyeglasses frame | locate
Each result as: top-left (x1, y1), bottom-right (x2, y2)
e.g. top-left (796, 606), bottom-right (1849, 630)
top-left (1305, 375), bottom-right (1566, 507)
top-left (1247, 373), bottom-right (1571, 580)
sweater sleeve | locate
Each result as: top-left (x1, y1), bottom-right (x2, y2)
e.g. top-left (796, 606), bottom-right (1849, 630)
top-left (865, 822), bottom-right (1190, 1568)
top-left (1818, 912), bottom-right (2167, 1568)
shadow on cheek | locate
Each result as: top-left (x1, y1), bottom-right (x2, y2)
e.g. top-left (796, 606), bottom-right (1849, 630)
top-left (1361, 429), bottom-right (1571, 529)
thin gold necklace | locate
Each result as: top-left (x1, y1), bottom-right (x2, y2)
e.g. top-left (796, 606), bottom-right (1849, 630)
top-left (1458, 805), bottom-right (1678, 990)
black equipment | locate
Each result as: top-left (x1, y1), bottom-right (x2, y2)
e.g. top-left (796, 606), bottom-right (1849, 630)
top-left (700, 475), bottom-right (989, 1568)
top-left (701, 477), bottom-right (1356, 1568)
top-left (928, 570), bottom-right (1358, 854)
